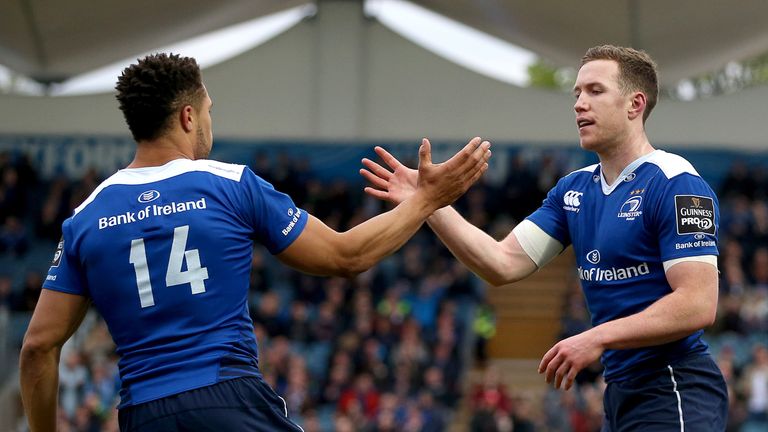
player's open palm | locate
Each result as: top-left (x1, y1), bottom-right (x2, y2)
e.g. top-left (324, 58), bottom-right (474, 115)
top-left (361, 137), bottom-right (490, 207)
top-left (360, 146), bottom-right (419, 205)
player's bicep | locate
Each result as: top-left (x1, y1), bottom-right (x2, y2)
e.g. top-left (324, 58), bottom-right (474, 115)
top-left (276, 215), bottom-right (344, 276)
top-left (664, 260), bottom-right (718, 322)
top-left (23, 290), bottom-right (90, 352)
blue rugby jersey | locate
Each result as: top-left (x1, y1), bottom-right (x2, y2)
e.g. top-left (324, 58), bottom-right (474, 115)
top-left (527, 150), bottom-right (719, 382)
top-left (43, 159), bottom-right (308, 407)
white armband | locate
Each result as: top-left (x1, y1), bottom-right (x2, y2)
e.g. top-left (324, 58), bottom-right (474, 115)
top-left (663, 255), bottom-right (718, 272)
top-left (512, 220), bottom-right (564, 268)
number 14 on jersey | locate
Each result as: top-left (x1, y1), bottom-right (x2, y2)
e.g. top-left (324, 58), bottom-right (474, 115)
top-left (129, 225), bottom-right (209, 308)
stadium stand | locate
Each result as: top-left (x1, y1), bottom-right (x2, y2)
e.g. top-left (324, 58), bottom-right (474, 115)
top-left (0, 145), bottom-right (766, 431)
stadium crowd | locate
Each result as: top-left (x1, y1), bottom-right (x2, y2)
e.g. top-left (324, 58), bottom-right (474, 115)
top-left (0, 148), bottom-right (766, 431)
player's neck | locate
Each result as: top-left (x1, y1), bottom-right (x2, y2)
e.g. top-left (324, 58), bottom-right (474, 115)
top-left (598, 131), bottom-right (654, 184)
top-left (127, 136), bottom-right (194, 169)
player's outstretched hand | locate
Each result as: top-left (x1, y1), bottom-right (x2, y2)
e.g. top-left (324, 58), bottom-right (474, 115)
top-left (361, 137), bottom-right (490, 208)
top-left (361, 146), bottom-right (418, 205)
top-left (416, 137), bottom-right (490, 211)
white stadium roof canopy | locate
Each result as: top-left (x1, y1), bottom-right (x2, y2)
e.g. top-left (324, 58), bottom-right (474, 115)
top-left (2, 0), bottom-right (768, 87)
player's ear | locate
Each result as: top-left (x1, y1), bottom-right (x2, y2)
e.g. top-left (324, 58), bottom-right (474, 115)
top-left (179, 105), bottom-right (195, 133)
top-left (628, 91), bottom-right (646, 121)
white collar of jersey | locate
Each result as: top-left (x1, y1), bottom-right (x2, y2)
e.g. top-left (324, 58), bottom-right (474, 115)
top-left (118, 158), bottom-right (194, 176)
top-left (72, 158), bottom-right (244, 217)
top-left (72, 159), bottom-right (197, 216)
top-left (599, 150), bottom-right (660, 195)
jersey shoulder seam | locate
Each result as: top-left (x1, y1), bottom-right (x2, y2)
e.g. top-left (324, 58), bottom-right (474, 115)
top-left (73, 159), bottom-right (246, 216)
top-left (563, 163), bottom-right (599, 179)
top-left (645, 150), bottom-right (700, 180)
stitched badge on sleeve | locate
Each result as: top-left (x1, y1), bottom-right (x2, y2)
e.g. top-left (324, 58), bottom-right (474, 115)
top-left (675, 195), bottom-right (715, 235)
top-left (51, 238), bottom-right (64, 267)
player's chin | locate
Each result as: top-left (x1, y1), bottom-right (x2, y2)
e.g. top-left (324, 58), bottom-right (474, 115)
top-left (578, 136), bottom-right (600, 152)
top-left (578, 138), bottom-right (593, 151)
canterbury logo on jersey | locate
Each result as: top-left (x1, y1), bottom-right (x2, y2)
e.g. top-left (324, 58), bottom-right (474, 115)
top-left (563, 190), bottom-right (583, 213)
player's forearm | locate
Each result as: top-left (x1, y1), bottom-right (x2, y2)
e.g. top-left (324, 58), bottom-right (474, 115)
top-left (20, 344), bottom-right (60, 431)
top-left (336, 190), bottom-right (436, 275)
top-left (592, 288), bottom-right (716, 351)
top-left (427, 206), bottom-right (527, 286)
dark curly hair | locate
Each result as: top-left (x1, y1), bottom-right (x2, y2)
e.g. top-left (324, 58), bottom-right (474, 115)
top-left (581, 45), bottom-right (659, 123)
top-left (115, 53), bottom-right (205, 142)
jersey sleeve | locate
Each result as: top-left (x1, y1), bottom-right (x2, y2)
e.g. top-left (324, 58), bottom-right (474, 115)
top-left (42, 220), bottom-right (89, 297)
top-left (525, 179), bottom-right (572, 247)
top-left (238, 168), bottom-right (308, 254)
top-left (652, 173), bottom-right (719, 262)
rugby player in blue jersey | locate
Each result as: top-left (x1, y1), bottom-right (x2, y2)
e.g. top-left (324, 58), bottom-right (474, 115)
top-left (19, 53), bottom-right (491, 431)
top-left (361, 45), bottom-right (728, 430)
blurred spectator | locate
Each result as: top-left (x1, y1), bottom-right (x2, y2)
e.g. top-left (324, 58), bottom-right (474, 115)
top-left (377, 284), bottom-right (411, 327)
top-left (248, 248), bottom-right (271, 293)
top-left (13, 271), bottom-right (43, 312)
top-left (416, 390), bottom-right (447, 432)
top-left (391, 318), bottom-right (429, 375)
top-left (286, 299), bottom-right (312, 344)
top-left (0, 215), bottom-right (29, 256)
top-left (261, 335), bottom-right (292, 393)
top-left (299, 410), bottom-right (322, 432)
top-left (251, 290), bottom-right (288, 338)
top-left (355, 337), bottom-right (389, 387)
top-left (470, 366), bottom-right (512, 417)
top-left (406, 274), bottom-right (446, 332)
top-left (446, 261), bottom-right (479, 299)
top-left (741, 288), bottom-right (768, 333)
top-left (333, 414), bottom-right (356, 432)
top-left (501, 153), bottom-right (540, 222)
top-left (0, 274), bottom-right (12, 310)
top-left (510, 394), bottom-right (537, 432)
top-left (36, 196), bottom-right (65, 243)
top-left (85, 360), bottom-right (119, 410)
top-left (750, 247), bottom-right (768, 288)
top-left (284, 355), bottom-right (312, 415)
top-left (313, 300), bottom-right (341, 342)
top-left (0, 166), bottom-right (25, 222)
top-left (72, 394), bottom-right (102, 432)
top-left (721, 161), bottom-right (756, 200)
top-left (740, 344), bottom-right (768, 423)
top-left (720, 238), bottom-right (748, 296)
top-left (338, 371), bottom-right (380, 421)
top-left (320, 351), bottom-right (354, 405)
top-left (472, 300), bottom-right (496, 367)
top-left (59, 351), bottom-right (88, 420)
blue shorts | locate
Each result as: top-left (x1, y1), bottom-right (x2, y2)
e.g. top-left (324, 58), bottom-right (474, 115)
top-left (117, 376), bottom-right (304, 432)
top-left (601, 353), bottom-right (728, 431)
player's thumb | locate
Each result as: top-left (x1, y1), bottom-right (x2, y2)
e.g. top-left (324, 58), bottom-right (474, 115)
top-left (419, 138), bottom-right (432, 167)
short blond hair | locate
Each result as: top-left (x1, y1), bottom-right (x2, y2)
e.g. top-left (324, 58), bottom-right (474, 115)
top-left (581, 45), bottom-right (659, 122)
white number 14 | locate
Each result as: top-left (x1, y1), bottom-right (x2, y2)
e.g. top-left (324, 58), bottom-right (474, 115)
top-left (129, 225), bottom-right (209, 308)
